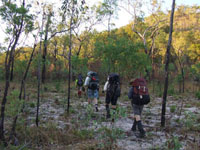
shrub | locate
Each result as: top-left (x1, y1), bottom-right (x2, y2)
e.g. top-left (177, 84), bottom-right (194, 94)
top-left (170, 105), bottom-right (177, 113)
top-left (195, 91), bottom-right (200, 100)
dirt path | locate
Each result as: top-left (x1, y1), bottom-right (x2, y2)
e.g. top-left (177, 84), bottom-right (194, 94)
top-left (27, 92), bottom-right (200, 150)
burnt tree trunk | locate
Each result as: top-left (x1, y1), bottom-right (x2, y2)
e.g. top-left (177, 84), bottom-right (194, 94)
top-left (161, 0), bottom-right (176, 127)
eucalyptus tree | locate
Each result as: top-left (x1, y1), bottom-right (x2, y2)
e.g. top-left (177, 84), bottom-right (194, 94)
top-left (9, 34), bottom-right (40, 142)
top-left (119, 0), bottom-right (166, 79)
top-left (95, 0), bottom-right (119, 74)
top-left (0, 0), bottom-right (33, 143)
top-left (61, 0), bottom-right (87, 112)
top-left (96, 0), bottom-right (119, 33)
top-left (161, 0), bottom-right (176, 127)
top-left (42, 6), bottom-right (53, 84)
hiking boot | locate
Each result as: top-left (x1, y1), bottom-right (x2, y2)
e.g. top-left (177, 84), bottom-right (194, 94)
top-left (136, 132), bottom-right (145, 138)
top-left (106, 113), bottom-right (111, 118)
top-left (131, 119), bottom-right (137, 131)
top-left (106, 105), bottom-right (110, 118)
top-left (137, 120), bottom-right (146, 138)
top-left (95, 107), bottom-right (99, 112)
top-left (95, 104), bottom-right (98, 112)
top-left (112, 118), bottom-right (115, 122)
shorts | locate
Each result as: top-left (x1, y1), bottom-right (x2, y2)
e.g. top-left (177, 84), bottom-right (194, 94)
top-left (132, 103), bottom-right (143, 115)
top-left (105, 92), bottom-right (118, 105)
top-left (87, 89), bottom-right (98, 99)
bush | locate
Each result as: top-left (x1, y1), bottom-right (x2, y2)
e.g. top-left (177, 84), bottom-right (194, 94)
top-left (165, 136), bottom-right (182, 150)
top-left (195, 91), bottom-right (200, 100)
top-left (170, 105), bottom-right (176, 113)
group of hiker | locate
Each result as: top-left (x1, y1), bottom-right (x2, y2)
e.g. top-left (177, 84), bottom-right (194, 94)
top-left (75, 71), bottom-right (150, 138)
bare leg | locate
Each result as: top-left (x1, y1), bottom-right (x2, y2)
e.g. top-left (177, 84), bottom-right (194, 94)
top-left (94, 98), bottom-right (98, 112)
top-left (88, 98), bottom-right (92, 104)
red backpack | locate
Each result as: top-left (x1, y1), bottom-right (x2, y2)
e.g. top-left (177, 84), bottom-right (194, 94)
top-left (131, 78), bottom-right (150, 105)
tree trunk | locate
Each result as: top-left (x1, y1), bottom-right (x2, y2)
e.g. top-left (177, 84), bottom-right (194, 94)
top-left (42, 14), bottom-right (51, 84)
top-left (10, 55), bottom-right (15, 81)
top-left (161, 0), bottom-right (176, 127)
top-left (181, 67), bottom-right (184, 93)
top-left (9, 44), bottom-right (37, 140)
top-left (36, 41), bottom-right (42, 127)
top-left (36, 13), bottom-right (45, 126)
top-left (0, 37), bottom-right (20, 143)
top-left (67, 5), bottom-right (74, 113)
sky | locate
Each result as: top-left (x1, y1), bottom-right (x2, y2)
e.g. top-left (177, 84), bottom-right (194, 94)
top-left (0, 0), bottom-right (200, 48)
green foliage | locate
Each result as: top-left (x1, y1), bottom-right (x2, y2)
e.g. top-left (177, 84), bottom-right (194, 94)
top-left (0, 144), bottom-right (29, 150)
top-left (168, 85), bottom-right (175, 96)
top-left (6, 89), bottom-right (24, 117)
top-left (73, 129), bottom-right (94, 140)
top-left (168, 63), bottom-right (176, 72)
top-left (14, 60), bottom-right (27, 79)
top-left (29, 102), bottom-right (35, 108)
top-left (97, 126), bottom-right (125, 149)
top-left (94, 31), bottom-right (150, 77)
top-left (195, 91), bottom-right (200, 100)
top-left (170, 105), bottom-right (176, 113)
top-left (182, 111), bottom-right (200, 130)
top-left (0, 1), bottom-right (34, 36)
top-left (165, 136), bottom-right (182, 150)
top-left (55, 81), bottom-right (61, 92)
top-left (190, 63), bottom-right (200, 81)
top-left (71, 55), bottom-right (88, 75)
top-left (0, 67), bottom-right (4, 80)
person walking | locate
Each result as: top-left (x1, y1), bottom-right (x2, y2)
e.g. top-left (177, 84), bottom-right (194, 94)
top-left (103, 73), bottom-right (121, 120)
top-left (84, 71), bottom-right (99, 112)
top-left (128, 78), bottom-right (150, 138)
top-left (75, 73), bottom-right (84, 98)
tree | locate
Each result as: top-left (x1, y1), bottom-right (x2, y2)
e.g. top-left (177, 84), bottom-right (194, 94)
top-left (61, 0), bottom-right (87, 112)
top-left (161, 0), bottom-right (176, 127)
top-left (94, 30), bottom-right (149, 77)
top-left (42, 7), bottom-right (53, 84)
top-left (0, 0), bottom-right (33, 143)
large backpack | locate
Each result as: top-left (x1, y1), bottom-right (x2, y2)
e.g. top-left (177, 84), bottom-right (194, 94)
top-left (88, 72), bottom-right (99, 90)
top-left (77, 74), bottom-right (83, 86)
top-left (131, 78), bottom-right (150, 105)
top-left (107, 73), bottom-right (120, 97)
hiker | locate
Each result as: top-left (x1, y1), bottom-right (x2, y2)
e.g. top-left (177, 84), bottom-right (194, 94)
top-left (75, 73), bottom-right (84, 98)
top-left (103, 73), bottom-right (121, 119)
top-left (84, 71), bottom-right (99, 112)
top-left (128, 78), bottom-right (150, 138)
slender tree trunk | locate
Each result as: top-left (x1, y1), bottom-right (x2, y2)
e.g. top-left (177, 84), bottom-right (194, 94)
top-left (36, 41), bottom-right (42, 127)
top-left (42, 14), bottom-right (51, 84)
top-left (9, 44), bottom-right (37, 140)
top-left (181, 67), bottom-right (184, 93)
top-left (0, 37), bottom-right (20, 143)
top-left (67, 5), bottom-right (74, 113)
top-left (0, 20), bottom-right (24, 143)
top-left (36, 12), bottom-right (45, 126)
top-left (10, 55), bottom-right (15, 81)
top-left (53, 40), bottom-right (58, 69)
top-left (161, 0), bottom-right (176, 127)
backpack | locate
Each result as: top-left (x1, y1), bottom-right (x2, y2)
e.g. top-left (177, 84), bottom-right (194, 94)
top-left (77, 74), bottom-right (83, 86)
top-left (88, 72), bottom-right (99, 90)
top-left (131, 78), bottom-right (150, 105)
top-left (107, 73), bottom-right (120, 97)
top-left (108, 73), bottom-right (120, 85)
